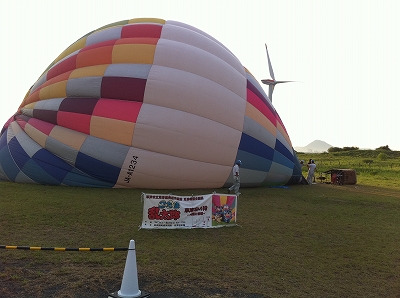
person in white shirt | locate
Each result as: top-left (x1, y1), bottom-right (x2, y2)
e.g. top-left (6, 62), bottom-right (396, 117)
top-left (307, 159), bottom-right (317, 185)
top-left (228, 160), bottom-right (242, 195)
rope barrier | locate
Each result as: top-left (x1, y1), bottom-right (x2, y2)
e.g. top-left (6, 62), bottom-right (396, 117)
top-left (0, 245), bottom-right (130, 251)
top-left (2, 239), bottom-right (148, 296)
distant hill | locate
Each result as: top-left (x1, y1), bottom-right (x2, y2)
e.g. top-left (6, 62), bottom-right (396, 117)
top-left (294, 140), bottom-right (333, 153)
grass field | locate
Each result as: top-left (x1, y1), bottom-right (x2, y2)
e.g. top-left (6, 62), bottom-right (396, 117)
top-left (1, 151), bottom-right (400, 297)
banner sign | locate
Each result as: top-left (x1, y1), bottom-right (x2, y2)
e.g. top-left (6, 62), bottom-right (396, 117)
top-left (141, 193), bottom-right (237, 229)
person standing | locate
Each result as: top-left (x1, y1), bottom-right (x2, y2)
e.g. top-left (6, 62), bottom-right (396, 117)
top-left (228, 160), bottom-right (242, 195)
top-left (307, 159), bottom-right (316, 185)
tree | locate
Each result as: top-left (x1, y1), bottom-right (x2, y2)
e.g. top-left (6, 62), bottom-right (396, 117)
top-left (376, 145), bottom-right (391, 151)
top-left (328, 147), bottom-right (341, 152)
top-left (377, 153), bottom-right (388, 160)
top-left (343, 146), bottom-right (359, 151)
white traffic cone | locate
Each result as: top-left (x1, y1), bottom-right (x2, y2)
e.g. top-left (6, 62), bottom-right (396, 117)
top-left (108, 240), bottom-right (149, 298)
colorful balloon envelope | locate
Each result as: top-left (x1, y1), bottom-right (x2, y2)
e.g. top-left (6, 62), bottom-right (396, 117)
top-left (0, 18), bottom-right (302, 188)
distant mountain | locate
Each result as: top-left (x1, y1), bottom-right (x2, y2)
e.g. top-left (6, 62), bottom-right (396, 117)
top-left (294, 140), bottom-right (333, 153)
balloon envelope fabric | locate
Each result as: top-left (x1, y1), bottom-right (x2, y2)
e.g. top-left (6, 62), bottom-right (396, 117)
top-left (0, 18), bottom-right (302, 188)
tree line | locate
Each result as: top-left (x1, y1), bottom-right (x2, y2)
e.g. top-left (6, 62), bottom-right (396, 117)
top-left (327, 145), bottom-right (392, 153)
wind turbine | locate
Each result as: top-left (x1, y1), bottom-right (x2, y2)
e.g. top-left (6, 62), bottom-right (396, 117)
top-left (261, 44), bottom-right (292, 102)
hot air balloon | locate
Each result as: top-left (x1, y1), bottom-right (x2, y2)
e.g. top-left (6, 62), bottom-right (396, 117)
top-left (0, 18), bottom-right (302, 189)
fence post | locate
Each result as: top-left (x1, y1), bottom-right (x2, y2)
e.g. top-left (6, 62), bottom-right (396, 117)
top-left (108, 240), bottom-right (149, 298)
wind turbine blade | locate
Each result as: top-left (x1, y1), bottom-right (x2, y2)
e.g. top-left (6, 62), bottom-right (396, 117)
top-left (265, 44), bottom-right (275, 80)
top-left (275, 80), bottom-right (294, 84)
top-left (268, 85), bottom-right (275, 101)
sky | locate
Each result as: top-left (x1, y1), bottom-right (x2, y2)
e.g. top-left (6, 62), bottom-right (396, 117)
top-left (1, 0), bottom-right (399, 150)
